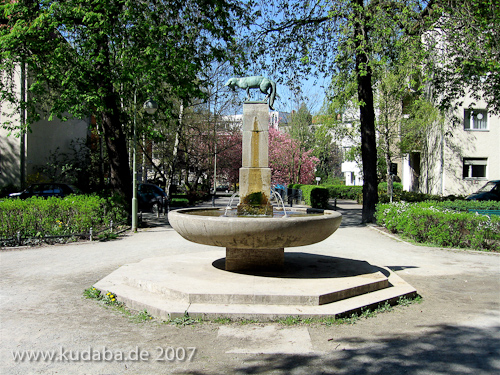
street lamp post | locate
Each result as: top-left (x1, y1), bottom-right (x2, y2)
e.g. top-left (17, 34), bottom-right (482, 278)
top-left (132, 93), bottom-right (158, 232)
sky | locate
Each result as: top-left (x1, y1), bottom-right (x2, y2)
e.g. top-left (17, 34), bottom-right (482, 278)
top-left (277, 76), bottom-right (329, 115)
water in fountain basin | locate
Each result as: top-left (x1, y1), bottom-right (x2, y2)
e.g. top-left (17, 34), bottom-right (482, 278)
top-left (188, 208), bottom-right (321, 218)
top-left (222, 189), bottom-right (289, 217)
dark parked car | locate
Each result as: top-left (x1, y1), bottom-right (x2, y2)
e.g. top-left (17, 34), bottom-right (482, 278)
top-left (466, 180), bottom-right (500, 201)
top-left (8, 183), bottom-right (82, 199)
top-left (216, 184), bottom-right (229, 192)
top-left (137, 183), bottom-right (167, 213)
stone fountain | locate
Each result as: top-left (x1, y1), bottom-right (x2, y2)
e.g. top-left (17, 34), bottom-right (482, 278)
top-left (168, 102), bottom-right (342, 271)
top-left (95, 82), bottom-right (416, 321)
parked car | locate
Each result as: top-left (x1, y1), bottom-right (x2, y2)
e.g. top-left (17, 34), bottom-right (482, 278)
top-left (466, 180), bottom-right (500, 201)
top-left (137, 183), bottom-right (167, 213)
top-left (216, 184), bottom-right (229, 192)
top-left (8, 183), bottom-right (82, 199)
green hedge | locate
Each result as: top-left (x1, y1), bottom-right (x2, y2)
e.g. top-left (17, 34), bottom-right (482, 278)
top-left (376, 201), bottom-right (500, 250)
top-left (378, 191), bottom-right (465, 203)
top-left (378, 182), bottom-right (403, 193)
top-left (323, 183), bottom-right (465, 204)
top-left (0, 195), bottom-right (126, 239)
top-left (430, 200), bottom-right (500, 211)
top-left (287, 184), bottom-right (329, 209)
top-left (289, 184), bottom-right (363, 206)
top-left (170, 198), bottom-right (189, 207)
top-left (297, 185), bottom-right (329, 209)
top-left (325, 185), bottom-right (363, 200)
top-left (288, 184), bottom-right (303, 190)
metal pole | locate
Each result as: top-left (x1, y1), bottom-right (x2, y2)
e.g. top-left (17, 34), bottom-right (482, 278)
top-left (132, 89), bottom-right (138, 232)
top-left (389, 174), bottom-right (393, 203)
top-left (212, 142), bottom-right (217, 207)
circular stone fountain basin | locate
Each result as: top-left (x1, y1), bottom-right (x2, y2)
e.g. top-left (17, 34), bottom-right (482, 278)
top-left (168, 207), bottom-right (342, 249)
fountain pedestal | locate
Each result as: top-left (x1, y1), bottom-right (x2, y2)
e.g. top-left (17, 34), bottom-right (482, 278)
top-left (226, 248), bottom-right (284, 271)
top-left (232, 102), bottom-right (282, 271)
top-left (237, 103), bottom-right (272, 217)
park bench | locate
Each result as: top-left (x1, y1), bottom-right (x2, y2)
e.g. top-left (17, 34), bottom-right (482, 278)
top-left (468, 209), bottom-right (500, 217)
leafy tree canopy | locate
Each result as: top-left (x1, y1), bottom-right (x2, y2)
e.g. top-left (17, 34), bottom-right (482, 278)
top-left (251, 0), bottom-right (434, 222)
top-left (424, 0), bottom-right (500, 114)
top-left (0, 0), bottom-right (250, 198)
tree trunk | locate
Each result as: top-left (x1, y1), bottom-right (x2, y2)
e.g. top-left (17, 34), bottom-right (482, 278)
top-left (385, 130), bottom-right (393, 198)
top-left (166, 104), bottom-right (183, 198)
top-left (101, 103), bottom-right (132, 203)
top-left (355, 3), bottom-right (378, 223)
top-left (94, 31), bottom-right (132, 205)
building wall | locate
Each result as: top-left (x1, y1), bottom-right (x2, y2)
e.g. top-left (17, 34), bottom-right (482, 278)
top-left (341, 160), bottom-right (363, 186)
top-left (1, 65), bottom-right (90, 188)
top-left (419, 121), bottom-right (445, 195)
top-left (421, 95), bottom-right (500, 196)
top-left (1, 115), bottom-right (89, 187)
top-left (0, 66), bottom-right (23, 187)
top-left (0, 130), bottom-right (22, 187)
top-left (25, 115), bottom-right (90, 180)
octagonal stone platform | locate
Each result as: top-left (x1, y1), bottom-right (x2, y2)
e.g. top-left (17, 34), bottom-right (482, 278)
top-left (95, 250), bottom-right (417, 321)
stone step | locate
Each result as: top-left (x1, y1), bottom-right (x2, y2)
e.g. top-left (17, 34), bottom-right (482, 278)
top-left (94, 251), bottom-right (416, 321)
top-left (107, 252), bottom-right (391, 306)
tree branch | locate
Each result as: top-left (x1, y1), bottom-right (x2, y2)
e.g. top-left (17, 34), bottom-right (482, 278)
top-left (258, 15), bottom-right (332, 38)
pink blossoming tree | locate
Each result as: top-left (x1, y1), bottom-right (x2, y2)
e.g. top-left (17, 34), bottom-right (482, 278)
top-left (268, 127), bottom-right (318, 186)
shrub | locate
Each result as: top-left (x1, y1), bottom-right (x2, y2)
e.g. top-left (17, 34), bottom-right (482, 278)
top-left (376, 201), bottom-right (500, 250)
top-left (429, 200), bottom-right (500, 212)
top-left (185, 190), bottom-right (210, 204)
top-left (378, 191), bottom-right (466, 203)
top-left (288, 184), bottom-right (304, 190)
top-left (0, 195), bottom-right (126, 239)
top-left (310, 188), bottom-right (330, 209)
top-left (325, 185), bottom-right (363, 200)
top-left (290, 185), bottom-right (329, 209)
top-left (378, 182), bottom-right (403, 194)
top-left (170, 198), bottom-right (189, 207)
top-left (298, 185), bottom-right (329, 209)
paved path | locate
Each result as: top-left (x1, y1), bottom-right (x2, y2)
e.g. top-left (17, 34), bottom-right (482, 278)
top-left (1, 198), bottom-right (499, 374)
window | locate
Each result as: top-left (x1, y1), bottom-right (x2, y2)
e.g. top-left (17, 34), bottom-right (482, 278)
top-left (464, 109), bottom-right (488, 130)
top-left (463, 158), bottom-right (487, 179)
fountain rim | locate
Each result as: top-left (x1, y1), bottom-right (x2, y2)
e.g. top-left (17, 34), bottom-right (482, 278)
top-left (168, 207), bottom-right (341, 222)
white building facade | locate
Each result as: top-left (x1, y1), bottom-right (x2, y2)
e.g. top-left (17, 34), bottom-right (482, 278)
top-left (418, 95), bottom-right (500, 196)
top-left (0, 66), bottom-right (90, 188)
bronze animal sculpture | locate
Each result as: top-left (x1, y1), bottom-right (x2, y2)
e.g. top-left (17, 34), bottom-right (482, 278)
top-left (225, 76), bottom-right (277, 110)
